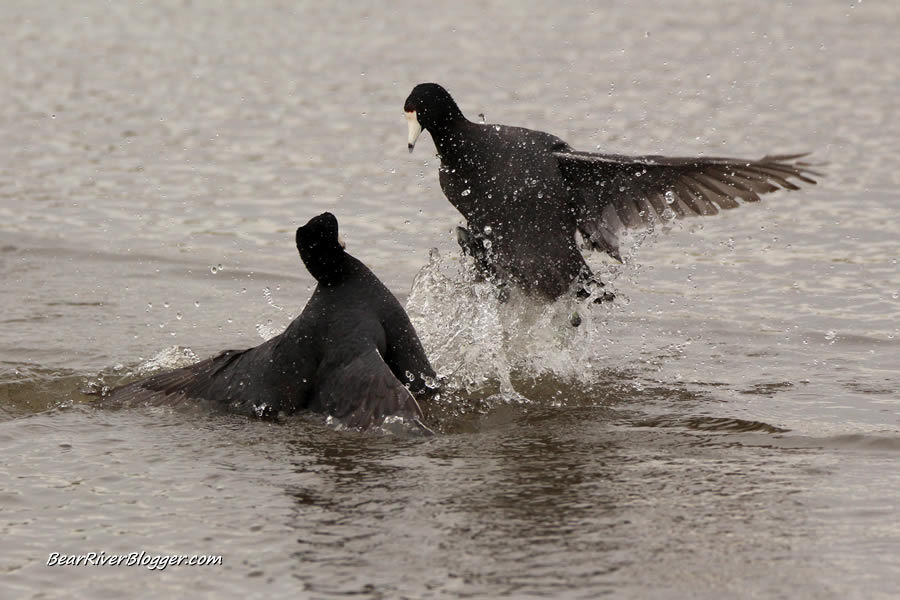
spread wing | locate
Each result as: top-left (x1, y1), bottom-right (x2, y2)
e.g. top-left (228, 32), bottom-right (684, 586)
top-left (100, 349), bottom-right (247, 410)
top-left (316, 348), bottom-right (432, 434)
top-left (556, 151), bottom-right (821, 261)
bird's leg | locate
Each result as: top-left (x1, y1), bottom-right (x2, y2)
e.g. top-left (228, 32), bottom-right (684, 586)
top-left (574, 266), bottom-right (615, 304)
top-left (456, 225), bottom-right (508, 302)
top-left (456, 225), bottom-right (487, 276)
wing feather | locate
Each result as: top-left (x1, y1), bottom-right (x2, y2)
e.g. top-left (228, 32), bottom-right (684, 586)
top-left (316, 349), bottom-right (431, 433)
top-left (558, 150), bottom-right (819, 260)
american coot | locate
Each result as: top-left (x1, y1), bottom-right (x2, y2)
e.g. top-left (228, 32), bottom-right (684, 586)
top-left (405, 83), bottom-right (820, 300)
top-left (104, 212), bottom-right (436, 433)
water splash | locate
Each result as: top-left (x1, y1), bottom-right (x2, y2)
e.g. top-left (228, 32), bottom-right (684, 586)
top-left (136, 346), bottom-right (199, 374)
top-left (256, 320), bottom-right (281, 341)
top-left (323, 413), bottom-right (432, 437)
top-left (405, 248), bottom-right (634, 405)
top-left (263, 286), bottom-right (282, 311)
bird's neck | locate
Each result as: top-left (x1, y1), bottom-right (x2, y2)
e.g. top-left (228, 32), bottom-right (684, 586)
top-left (313, 253), bottom-right (373, 288)
top-left (303, 251), bottom-right (348, 287)
top-left (430, 118), bottom-right (473, 160)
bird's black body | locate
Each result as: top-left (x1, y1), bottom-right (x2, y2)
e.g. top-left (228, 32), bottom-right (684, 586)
top-left (104, 213), bottom-right (435, 432)
top-left (404, 83), bottom-right (819, 300)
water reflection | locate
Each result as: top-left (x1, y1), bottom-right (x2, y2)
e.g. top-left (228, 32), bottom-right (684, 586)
top-left (277, 404), bottom-right (818, 597)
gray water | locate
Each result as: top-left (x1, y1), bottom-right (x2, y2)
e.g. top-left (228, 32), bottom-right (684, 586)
top-left (1, 1), bottom-right (899, 598)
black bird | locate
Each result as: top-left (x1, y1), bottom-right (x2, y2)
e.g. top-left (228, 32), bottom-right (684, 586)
top-left (404, 83), bottom-right (819, 300)
top-left (103, 212), bottom-right (436, 433)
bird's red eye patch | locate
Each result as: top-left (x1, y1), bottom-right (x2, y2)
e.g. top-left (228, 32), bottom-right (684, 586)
top-left (404, 102), bottom-right (415, 113)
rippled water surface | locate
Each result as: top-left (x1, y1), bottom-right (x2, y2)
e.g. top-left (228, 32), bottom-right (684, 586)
top-left (1, 1), bottom-right (898, 598)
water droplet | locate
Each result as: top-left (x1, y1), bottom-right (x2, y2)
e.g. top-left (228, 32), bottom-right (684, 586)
top-left (176, 312), bottom-right (183, 320)
top-left (210, 265), bottom-right (218, 274)
top-left (824, 330), bottom-right (836, 341)
top-left (662, 208), bottom-right (676, 220)
top-left (483, 239), bottom-right (492, 249)
top-left (405, 370), bottom-right (414, 382)
top-left (665, 190), bottom-right (676, 205)
top-left (483, 225), bottom-right (492, 235)
top-left (163, 301), bottom-right (169, 308)
top-left (194, 301), bottom-right (200, 308)
top-left (461, 189), bottom-right (471, 197)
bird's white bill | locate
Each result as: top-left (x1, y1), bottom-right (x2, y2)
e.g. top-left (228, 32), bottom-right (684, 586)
top-left (406, 110), bottom-right (422, 153)
top-left (338, 234), bottom-right (346, 249)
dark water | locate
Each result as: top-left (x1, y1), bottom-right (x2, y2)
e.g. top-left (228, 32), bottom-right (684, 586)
top-left (2, 1), bottom-right (899, 598)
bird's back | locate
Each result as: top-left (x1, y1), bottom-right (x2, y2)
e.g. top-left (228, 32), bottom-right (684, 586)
top-left (438, 122), bottom-right (586, 298)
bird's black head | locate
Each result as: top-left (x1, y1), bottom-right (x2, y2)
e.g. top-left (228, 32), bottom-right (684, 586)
top-left (296, 212), bottom-right (347, 286)
top-left (404, 83), bottom-right (465, 152)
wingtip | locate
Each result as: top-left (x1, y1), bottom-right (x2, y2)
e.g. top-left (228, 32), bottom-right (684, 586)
top-left (765, 151), bottom-right (826, 167)
top-left (759, 152), bottom-right (826, 183)
top-left (761, 152), bottom-right (811, 162)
